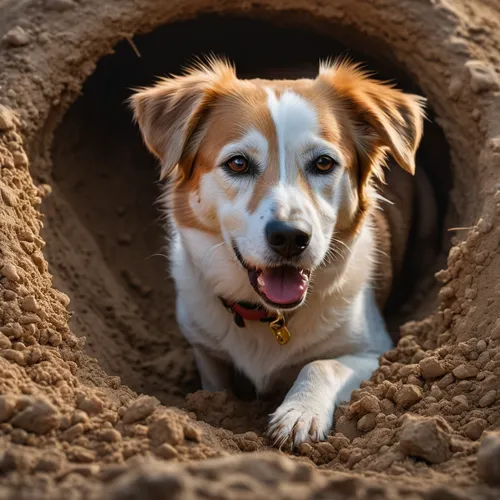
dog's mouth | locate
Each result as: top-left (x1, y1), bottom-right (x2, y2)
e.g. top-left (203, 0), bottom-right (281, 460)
top-left (233, 244), bottom-right (311, 309)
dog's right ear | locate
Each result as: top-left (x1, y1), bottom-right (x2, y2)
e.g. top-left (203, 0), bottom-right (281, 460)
top-left (318, 59), bottom-right (426, 178)
top-left (129, 59), bottom-right (235, 180)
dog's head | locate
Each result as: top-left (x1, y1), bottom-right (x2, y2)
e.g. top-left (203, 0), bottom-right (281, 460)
top-left (130, 58), bottom-right (425, 311)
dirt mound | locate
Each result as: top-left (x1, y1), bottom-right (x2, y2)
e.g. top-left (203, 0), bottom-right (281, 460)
top-left (1, 0), bottom-right (500, 498)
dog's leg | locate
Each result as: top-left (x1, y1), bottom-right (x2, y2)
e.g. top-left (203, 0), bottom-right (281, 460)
top-left (267, 353), bottom-right (380, 448)
top-left (177, 298), bottom-right (233, 393)
top-left (192, 345), bottom-right (233, 393)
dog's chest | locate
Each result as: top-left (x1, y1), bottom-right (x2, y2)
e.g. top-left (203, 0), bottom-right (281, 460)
top-left (224, 320), bottom-right (304, 390)
top-left (171, 229), bottom-right (374, 393)
top-left (189, 293), bottom-right (360, 393)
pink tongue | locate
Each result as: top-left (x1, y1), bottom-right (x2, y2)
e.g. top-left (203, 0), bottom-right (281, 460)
top-left (259, 267), bottom-right (308, 305)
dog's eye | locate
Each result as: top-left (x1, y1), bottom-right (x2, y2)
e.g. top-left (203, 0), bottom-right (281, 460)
top-left (314, 155), bottom-right (336, 174)
top-left (225, 156), bottom-right (249, 174)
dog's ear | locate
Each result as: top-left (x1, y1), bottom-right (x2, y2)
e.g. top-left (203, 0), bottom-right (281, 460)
top-left (319, 60), bottom-right (426, 179)
top-left (129, 58), bottom-right (235, 180)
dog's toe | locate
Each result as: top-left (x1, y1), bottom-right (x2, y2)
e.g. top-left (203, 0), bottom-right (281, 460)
top-left (267, 402), bottom-right (332, 449)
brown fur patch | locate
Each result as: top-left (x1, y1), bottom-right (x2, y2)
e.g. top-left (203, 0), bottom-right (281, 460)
top-left (314, 61), bottom-right (424, 244)
top-left (170, 83), bottom-right (277, 230)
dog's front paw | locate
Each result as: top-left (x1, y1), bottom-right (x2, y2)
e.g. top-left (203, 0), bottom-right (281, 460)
top-left (266, 399), bottom-right (333, 449)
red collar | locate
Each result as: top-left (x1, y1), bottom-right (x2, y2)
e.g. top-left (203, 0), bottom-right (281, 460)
top-left (220, 298), bottom-right (292, 345)
top-left (220, 298), bottom-right (275, 327)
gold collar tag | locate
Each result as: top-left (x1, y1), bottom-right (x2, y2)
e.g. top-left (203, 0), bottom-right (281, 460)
top-left (269, 313), bottom-right (291, 345)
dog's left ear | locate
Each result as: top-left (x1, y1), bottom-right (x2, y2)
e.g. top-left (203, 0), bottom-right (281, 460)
top-left (319, 61), bottom-right (426, 176)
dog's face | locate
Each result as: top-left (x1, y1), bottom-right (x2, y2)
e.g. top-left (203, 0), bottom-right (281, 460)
top-left (131, 59), bottom-right (424, 310)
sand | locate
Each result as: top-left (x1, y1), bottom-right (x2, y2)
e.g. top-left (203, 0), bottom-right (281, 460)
top-left (1, 0), bottom-right (500, 498)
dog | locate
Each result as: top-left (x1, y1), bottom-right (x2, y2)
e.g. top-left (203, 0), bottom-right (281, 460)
top-left (130, 57), bottom-right (426, 448)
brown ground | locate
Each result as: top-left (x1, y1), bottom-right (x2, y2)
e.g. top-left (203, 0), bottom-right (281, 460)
top-left (1, 0), bottom-right (500, 498)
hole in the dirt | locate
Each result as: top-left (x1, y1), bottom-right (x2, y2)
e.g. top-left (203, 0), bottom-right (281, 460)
top-left (41, 15), bottom-right (452, 414)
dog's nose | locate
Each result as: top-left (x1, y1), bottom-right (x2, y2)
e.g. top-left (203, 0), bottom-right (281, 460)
top-left (265, 220), bottom-right (312, 258)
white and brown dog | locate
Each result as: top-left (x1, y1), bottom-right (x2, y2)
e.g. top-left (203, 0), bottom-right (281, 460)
top-left (130, 58), bottom-right (426, 448)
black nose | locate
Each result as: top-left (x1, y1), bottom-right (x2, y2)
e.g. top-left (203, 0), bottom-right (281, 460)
top-left (265, 220), bottom-right (312, 258)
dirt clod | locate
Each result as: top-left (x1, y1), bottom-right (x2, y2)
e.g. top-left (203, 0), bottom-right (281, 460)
top-left (2, 27), bottom-right (31, 47)
top-left (419, 356), bottom-right (446, 379)
top-left (2, 349), bottom-right (26, 366)
top-left (122, 395), bottom-right (159, 424)
top-left (0, 263), bottom-right (20, 282)
top-left (184, 423), bottom-right (202, 442)
top-left (11, 398), bottom-right (61, 434)
top-left (0, 395), bottom-right (17, 422)
top-left (155, 443), bottom-right (178, 460)
top-left (395, 384), bottom-right (423, 408)
top-left (76, 394), bottom-right (104, 416)
top-left (21, 296), bottom-right (39, 313)
top-left (399, 416), bottom-right (452, 464)
top-left (0, 105), bottom-right (15, 130)
top-left (452, 364), bottom-right (479, 379)
top-left (0, 333), bottom-right (12, 349)
top-left (477, 432), bottom-right (500, 485)
top-left (465, 60), bottom-right (500, 93)
top-left (463, 419), bottom-right (487, 440)
top-left (148, 413), bottom-right (185, 446)
top-left (478, 390), bottom-right (497, 408)
top-left (357, 413), bottom-right (377, 432)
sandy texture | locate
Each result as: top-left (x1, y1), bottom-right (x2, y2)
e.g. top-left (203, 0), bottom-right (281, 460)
top-left (1, 0), bottom-right (500, 498)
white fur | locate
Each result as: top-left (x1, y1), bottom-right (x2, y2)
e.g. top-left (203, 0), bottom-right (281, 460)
top-left (266, 88), bottom-right (318, 183)
top-left (167, 89), bottom-right (393, 447)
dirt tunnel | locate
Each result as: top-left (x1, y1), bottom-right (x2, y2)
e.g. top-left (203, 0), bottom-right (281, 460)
top-left (1, 1), bottom-right (500, 498)
top-left (43, 14), bottom-right (455, 407)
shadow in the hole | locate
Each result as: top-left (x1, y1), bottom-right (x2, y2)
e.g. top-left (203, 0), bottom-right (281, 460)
top-left (43, 15), bottom-right (451, 415)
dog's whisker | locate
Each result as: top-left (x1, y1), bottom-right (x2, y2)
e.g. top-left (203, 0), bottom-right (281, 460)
top-left (146, 252), bottom-right (170, 262)
top-left (200, 242), bottom-right (226, 267)
top-left (332, 237), bottom-right (352, 257)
